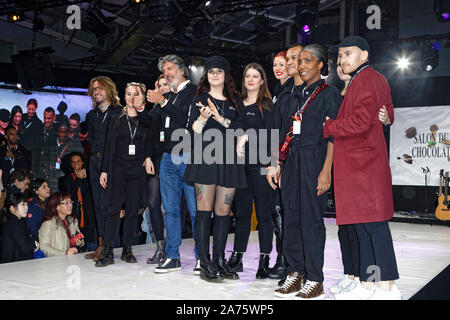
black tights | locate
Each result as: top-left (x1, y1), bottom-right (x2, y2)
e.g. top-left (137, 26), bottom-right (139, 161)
top-left (194, 184), bottom-right (235, 256)
top-left (147, 175), bottom-right (164, 241)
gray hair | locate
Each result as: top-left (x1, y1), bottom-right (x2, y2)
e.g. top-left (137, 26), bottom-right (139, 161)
top-left (301, 44), bottom-right (329, 76)
top-left (158, 54), bottom-right (189, 79)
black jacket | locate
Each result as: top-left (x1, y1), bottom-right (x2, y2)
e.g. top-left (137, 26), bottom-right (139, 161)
top-left (1, 213), bottom-right (35, 263)
top-left (101, 110), bottom-right (158, 206)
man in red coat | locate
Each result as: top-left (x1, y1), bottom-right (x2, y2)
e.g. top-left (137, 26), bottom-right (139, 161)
top-left (323, 36), bottom-right (401, 300)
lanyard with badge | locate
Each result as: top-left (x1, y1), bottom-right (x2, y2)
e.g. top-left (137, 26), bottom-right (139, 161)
top-left (126, 114), bottom-right (139, 155)
top-left (275, 82), bottom-right (328, 161)
top-left (160, 82), bottom-right (188, 142)
top-left (347, 65), bottom-right (369, 89)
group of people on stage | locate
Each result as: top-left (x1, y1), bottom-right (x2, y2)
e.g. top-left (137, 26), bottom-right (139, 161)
top-left (0, 34), bottom-right (402, 300)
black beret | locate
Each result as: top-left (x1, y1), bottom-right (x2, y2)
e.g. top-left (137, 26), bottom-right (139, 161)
top-left (204, 55), bottom-right (230, 72)
top-left (0, 109), bottom-right (10, 122)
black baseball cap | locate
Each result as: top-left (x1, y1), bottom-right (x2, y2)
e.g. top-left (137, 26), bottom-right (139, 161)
top-left (329, 35), bottom-right (370, 53)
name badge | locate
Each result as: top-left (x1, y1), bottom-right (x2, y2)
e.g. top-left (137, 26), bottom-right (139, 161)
top-left (129, 145), bottom-right (136, 155)
top-left (160, 131), bottom-right (165, 142)
top-left (293, 121), bottom-right (301, 135)
top-left (55, 162), bottom-right (60, 169)
top-left (165, 116), bottom-right (170, 128)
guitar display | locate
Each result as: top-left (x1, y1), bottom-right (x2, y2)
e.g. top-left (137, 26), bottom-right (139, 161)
top-left (434, 169), bottom-right (444, 208)
top-left (435, 171), bottom-right (450, 220)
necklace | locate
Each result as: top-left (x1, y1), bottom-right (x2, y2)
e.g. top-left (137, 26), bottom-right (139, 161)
top-left (211, 96), bottom-right (225, 117)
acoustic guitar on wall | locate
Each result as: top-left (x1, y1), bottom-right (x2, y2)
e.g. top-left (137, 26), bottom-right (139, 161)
top-left (435, 171), bottom-right (450, 221)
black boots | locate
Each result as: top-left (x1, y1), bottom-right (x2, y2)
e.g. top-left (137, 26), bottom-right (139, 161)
top-left (121, 246), bottom-right (137, 263)
top-left (268, 254), bottom-right (288, 279)
top-left (213, 253), bottom-right (239, 280)
top-left (256, 254), bottom-right (270, 279)
top-left (95, 245), bottom-right (114, 267)
top-left (199, 255), bottom-right (223, 283)
top-left (227, 251), bottom-right (244, 272)
top-left (147, 240), bottom-right (166, 265)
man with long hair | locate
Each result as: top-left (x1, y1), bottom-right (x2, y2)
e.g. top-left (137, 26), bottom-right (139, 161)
top-left (85, 76), bottom-right (122, 260)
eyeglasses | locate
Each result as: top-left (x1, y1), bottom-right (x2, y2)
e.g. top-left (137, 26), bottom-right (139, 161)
top-left (59, 201), bottom-right (74, 206)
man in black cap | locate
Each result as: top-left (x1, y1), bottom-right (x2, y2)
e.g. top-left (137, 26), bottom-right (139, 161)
top-left (0, 109), bottom-right (10, 146)
top-left (324, 35), bottom-right (401, 300)
top-left (146, 54), bottom-right (199, 274)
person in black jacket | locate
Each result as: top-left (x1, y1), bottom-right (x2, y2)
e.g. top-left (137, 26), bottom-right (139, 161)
top-left (0, 126), bottom-right (32, 188)
top-left (96, 82), bottom-right (158, 267)
top-left (60, 151), bottom-right (97, 252)
top-left (85, 76), bottom-right (122, 261)
top-left (1, 192), bottom-right (37, 263)
top-left (20, 99), bottom-right (43, 175)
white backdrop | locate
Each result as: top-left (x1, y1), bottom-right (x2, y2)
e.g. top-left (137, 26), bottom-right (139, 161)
top-left (390, 105), bottom-right (450, 186)
top-left (0, 88), bottom-right (92, 121)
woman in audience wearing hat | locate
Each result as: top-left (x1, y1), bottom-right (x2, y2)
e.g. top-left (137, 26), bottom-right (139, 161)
top-left (184, 55), bottom-right (246, 282)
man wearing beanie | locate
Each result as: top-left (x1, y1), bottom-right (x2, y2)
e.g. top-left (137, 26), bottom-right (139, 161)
top-left (323, 35), bottom-right (401, 300)
top-left (146, 54), bottom-right (199, 274)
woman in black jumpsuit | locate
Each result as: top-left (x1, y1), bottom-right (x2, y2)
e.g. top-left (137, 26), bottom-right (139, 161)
top-left (271, 44), bottom-right (341, 299)
top-left (96, 82), bottom-right (158, 267)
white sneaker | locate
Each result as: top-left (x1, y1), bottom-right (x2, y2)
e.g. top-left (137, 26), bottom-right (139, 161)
top-left (193, 259), bottom-right (201, 275)
top-left (329, 275), bottom-right (355, 294)
top-left (334, 282), bottom-right (375, 300)
top-left (370, 285), bottom-right (402, 300)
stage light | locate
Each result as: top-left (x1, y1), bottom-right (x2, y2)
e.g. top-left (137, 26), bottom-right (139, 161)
top-left (204, 0), bottom-right (212, 8)
top-left (17, 83), bottom-right (22, 89)
top-left (422, 48), bottom-right (439, 72)
top-left (397, 57), bottom-right (410, 70)
top-left (435, 0), bottom-right (450, 22)
top-left (8, 13), bottom-right (24, 23)
top-left (303, 25), bottom-right (310, 33)
top-left (131, 0), bottom-right (145, 4)
top-left (295, 2), bottom-right (319, 45)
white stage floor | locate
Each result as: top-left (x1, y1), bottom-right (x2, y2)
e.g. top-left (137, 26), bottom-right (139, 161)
top-left (0, 218), bottom-right (449, 300)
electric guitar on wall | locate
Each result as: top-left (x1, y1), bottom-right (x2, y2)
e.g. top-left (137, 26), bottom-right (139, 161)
top-left (435, 171), bottom-right (450, 220)
top-left (434, 169), bottom-right (444, 208)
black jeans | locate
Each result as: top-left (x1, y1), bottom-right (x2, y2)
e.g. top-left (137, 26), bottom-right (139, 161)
top-left (354, 221), bottom-right (399, 282)
top-left (233, 168), bottom-right (274, 254)
top-left (338, 224), bottom-right (360, 277)
top-left (104, 161), bottom-right (145, 247)
top-left (89, 155), bottom-right (107, 239)
top-left (147, 175), bottom-right (164, 241)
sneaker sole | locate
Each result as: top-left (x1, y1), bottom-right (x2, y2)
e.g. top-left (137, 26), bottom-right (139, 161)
top-left (193, 270), bottom-right (201, 275)
top-left (154, 267), bottom-right (181, 274)
top-left (294, 293), bottom-right (325, 300)
top-left (273, 290), bottom-right (301, 298)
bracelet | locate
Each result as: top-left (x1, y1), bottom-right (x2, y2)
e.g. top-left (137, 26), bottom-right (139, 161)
top-left (159, 97), bottom-right (166, 105)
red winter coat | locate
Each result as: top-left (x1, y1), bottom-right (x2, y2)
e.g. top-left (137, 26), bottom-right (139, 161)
top-left (323, 67), bottom-right (395, 225)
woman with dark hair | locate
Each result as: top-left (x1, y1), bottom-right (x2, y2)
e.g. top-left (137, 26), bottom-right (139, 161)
top-left (38, 191), bottom-right (84, 257)
top-left (1, 193), bottom-right (37, 263)
top-left (25, 178), bottom-right (51, 241)
top-left (96, 82), bottom-right (158, 267)
top-left (9, 105), bottom-right (24, 136)
top-left (227, 62), bottom-right (275, 279)
top-left (268, 44), bottom-right (341, 299)
top-left (60, 151), bottom-right (97, 253)
top-left (183, 55), bottom-right (246, 283)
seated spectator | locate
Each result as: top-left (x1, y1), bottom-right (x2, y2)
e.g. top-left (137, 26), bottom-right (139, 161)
top-left (5, 168), bottom-right (31, 195)
top-left (38, 191), bottom-right (84, 257)
top-left (0, 126), bottom-right (32, 188)
top-left (1, 193), bottom-right (37, 263)
top-left (0, 109), bottom-right (10, 145)
top-left (25, 179), bottom-right (51, 241)
top-left (60, 152), bottom-right (97, 252)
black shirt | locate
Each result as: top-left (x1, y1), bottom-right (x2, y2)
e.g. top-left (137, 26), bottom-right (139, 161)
top-left (86, 105), bottom-right (122, 156)
top-left (114, 115), bottom-right (146, 162)
top-left (241, 100), bottom-right (274, 168)
top-left (149, 83), bottom-right (197, 154)
top-left (279, 79), bottom-right (341, 148)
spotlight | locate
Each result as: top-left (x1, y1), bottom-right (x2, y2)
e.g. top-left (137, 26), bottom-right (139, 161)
top-left (435, 0), bottom-right (450, 22)
top-left (131, 0), bottom-right (145, 4)
top-left (8, 13), bottom-right (24, 23)
top-left (295, 1), bottom-right (319, 45)
top-left (397, 57), bottom-right (410, 70)
top-left (200, 0), bottom-right (223, 14)
top-left (204, 0), bottom-right (212, 8)
top-left (422, 48), bottom-right (439, 72)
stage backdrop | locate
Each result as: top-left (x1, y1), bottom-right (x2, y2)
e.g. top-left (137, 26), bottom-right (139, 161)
top-left (390, 106), bottom-right (450, 186)
top-left (0, 87), bottom-right (92, 121)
